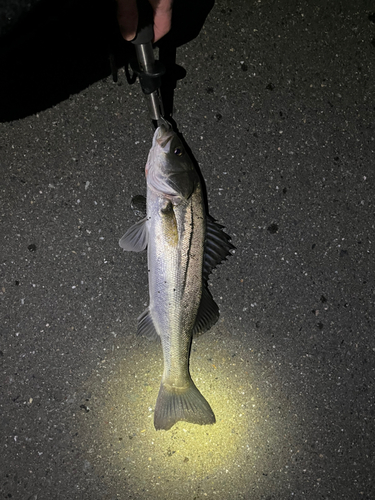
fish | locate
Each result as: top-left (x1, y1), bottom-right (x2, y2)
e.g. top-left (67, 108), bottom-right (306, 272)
top-left (119, 125), bottom-right (233, 431)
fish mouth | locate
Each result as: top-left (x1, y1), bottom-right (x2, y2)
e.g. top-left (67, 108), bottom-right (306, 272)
top-left (148, 123), bottom-right (197, 200)
top-left (155, 125), bottom-right (174, 149)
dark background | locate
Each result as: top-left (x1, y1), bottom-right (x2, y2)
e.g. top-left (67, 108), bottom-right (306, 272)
top-left (0, 0), bottom-right (213, 121)
top-left (1, 0), bottom-right (375, 498)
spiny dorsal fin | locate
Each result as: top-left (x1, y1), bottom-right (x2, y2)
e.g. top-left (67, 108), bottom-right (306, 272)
top-left (203, 215), bottom-right (234, 280)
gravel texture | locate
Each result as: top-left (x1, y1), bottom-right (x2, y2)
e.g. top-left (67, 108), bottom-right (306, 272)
top-left (1, 0), bottom-right (375, 499)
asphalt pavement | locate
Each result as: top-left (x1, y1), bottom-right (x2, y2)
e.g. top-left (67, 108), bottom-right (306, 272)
top-left (1, 0), bottom-right (375, 499)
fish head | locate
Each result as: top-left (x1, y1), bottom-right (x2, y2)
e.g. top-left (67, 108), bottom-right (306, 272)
top-left (146, 125), bottom-right (199, 204)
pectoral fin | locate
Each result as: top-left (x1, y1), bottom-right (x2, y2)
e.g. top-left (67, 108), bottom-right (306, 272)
top-left (119, 217), bottom-right (148, 252)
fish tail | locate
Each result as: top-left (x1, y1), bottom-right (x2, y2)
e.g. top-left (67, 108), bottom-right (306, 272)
top-left (154, 379), bottom-right (216, 431)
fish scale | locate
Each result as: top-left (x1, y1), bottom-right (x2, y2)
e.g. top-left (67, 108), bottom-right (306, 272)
top-left (151, 191), bottom-right (204, 388)
top-left (119, 125), bottom-right (234, 430)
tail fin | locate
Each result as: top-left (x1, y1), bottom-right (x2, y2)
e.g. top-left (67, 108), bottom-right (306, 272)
top-left (154, 379), bottom-right (216, 431)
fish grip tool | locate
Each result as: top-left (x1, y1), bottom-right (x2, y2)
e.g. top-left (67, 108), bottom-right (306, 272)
top-left (130, 0), bottom-right (168, 128)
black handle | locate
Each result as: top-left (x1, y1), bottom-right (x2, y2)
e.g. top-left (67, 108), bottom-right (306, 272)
top-left (131, 0), bottom-right (154, 45)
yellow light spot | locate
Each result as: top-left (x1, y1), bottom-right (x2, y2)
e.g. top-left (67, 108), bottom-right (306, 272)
top-left (78, 327), bottom-right (298, 499)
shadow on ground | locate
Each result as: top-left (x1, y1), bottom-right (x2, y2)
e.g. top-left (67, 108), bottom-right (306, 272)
top-left (0, 0), bottom-right (214, 122)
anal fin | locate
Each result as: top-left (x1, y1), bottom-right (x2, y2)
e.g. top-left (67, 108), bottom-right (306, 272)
top-left (137, 307), bottom-right (159, 340)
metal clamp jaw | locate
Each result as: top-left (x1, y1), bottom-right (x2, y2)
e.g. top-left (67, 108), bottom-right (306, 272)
top-left (131, 0), bottom-right (166, 127)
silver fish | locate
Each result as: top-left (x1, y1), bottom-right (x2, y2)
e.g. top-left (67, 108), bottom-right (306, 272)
top-left (120, 125), bottom-right (233, 430)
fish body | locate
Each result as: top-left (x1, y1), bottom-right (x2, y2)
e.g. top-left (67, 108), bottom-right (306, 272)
top-left (120, 126), bottom-right (233, 430)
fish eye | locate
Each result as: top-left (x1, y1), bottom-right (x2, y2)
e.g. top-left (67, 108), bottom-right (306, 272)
top-left (174, 147), bottom-right (183, 156)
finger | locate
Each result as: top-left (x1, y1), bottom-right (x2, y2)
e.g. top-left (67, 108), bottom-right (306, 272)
top-left (116, 0), bottom-right (138, 41)
top-left (149, 0), bottom-right (173, 42)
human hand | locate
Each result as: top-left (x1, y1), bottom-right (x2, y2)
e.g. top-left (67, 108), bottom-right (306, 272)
top-left (116, 0), bottom-right (173, 42)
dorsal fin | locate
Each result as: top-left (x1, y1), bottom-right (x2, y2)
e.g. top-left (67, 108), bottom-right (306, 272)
top-left (193, 286), bottom-right (219, 337)
top-left (203, 215), bottom-right (234, 280)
